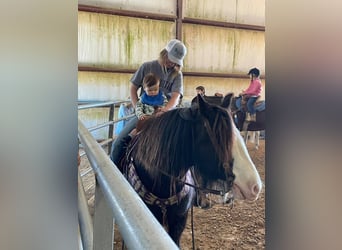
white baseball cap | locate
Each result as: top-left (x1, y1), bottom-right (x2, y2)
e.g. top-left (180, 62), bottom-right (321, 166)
top-left (165, 39), bottom-right (187, 66)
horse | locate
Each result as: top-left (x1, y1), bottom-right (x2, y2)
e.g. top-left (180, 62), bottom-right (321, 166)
top-left (231, 96), bottom-right (266, 149)
top-left (191, 93), bottom-right (265, 147)
top-left (118, 93), bottom-right (262, 247)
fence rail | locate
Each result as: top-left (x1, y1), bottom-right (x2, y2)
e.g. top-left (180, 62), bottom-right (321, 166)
top-left (78, 100), bottom-right (129, 154)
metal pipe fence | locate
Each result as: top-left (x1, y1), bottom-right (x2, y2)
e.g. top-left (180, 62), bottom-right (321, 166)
top-left (78, 100), bottom-right (131, 154)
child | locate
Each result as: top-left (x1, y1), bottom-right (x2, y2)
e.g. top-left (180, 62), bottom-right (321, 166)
top-left (236, 67), bottom-right (262, 121)
top-left (135, 73), bottom-right (168, 120)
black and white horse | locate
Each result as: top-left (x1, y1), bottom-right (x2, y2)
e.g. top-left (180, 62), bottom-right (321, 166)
top-left (118, 94), bottom-right (262, 247)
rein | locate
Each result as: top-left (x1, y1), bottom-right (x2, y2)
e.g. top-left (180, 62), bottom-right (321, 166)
top-left (158, 168), bottom-right (229, 196)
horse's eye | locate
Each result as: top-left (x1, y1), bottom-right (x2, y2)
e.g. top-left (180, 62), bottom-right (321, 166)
top-left (229, 159), bottom-right (234, 168)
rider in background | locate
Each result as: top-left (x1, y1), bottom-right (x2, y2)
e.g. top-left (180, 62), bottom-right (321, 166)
top-left (195, 85), bottom-right (205, 96)
top-left (236, 67), bottom-right (262, 121)
top-left (191, 85), bottom-right (206, 105)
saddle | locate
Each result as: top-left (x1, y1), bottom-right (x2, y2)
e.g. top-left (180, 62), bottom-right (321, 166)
top-left (240, 95), bottom-right (261, 112)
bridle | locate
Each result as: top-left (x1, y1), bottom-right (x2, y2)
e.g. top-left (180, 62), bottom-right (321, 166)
top-left (201, 112), bottom-right (236, 195)
top-left (157, 167), bottom-right (232, 197)
top-left (122, 109), bottom-right (236, 249)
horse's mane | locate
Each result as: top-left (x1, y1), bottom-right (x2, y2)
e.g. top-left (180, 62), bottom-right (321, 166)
top-left (130, 103), bottom-right (234, 181)
top-left (131, 108), bottom-right (194, 177)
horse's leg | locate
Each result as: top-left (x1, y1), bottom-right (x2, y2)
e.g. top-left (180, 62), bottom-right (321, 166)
top-left (193, 176), bottom-right (211, 209)
top-left (249, 131), bottom-right (255, 143)
top-left (255, 131), bottom-right (260, 150)
top-left (196, 192), bottom-right (211, 209)
top-left (168, 191), bottom-right (195, 246)
top-left (167, 210), bottom-right (189, 246)
top-left (242, 130), bottom-right (248, 145)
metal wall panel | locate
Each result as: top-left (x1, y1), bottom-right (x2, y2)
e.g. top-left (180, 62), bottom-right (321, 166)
top-left (79, 0), bottom-right (177, 15)
top-left (233, 29), bottom-right (265, 73)
top-left (237, 0), bottom-right (265, 26)
top-left (183, 0), bottom-right (265, 26)
top-left (183, 0), bottom-right (237, 22)
top-left (78, 71), bottom-right (132, 101)
top-left (183, 24), bottom-right (235, 73)
top-left (183, 24), bottom-right (265, 74)
top-left (79, 71), bottom-right (265, 107)
top-left (78, 11), bottom-right (175, 68)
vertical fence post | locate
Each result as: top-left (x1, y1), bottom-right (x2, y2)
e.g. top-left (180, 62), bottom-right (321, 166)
top-left (93, 179), bottom-right (114, 250)
top-left (108, 104), bottom-right (115, 155)
top-left (78, 173), bottom-right (94, 250)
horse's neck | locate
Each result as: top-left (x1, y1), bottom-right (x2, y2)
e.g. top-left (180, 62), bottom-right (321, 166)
top-left (134, 161), bottom-right (189, 198)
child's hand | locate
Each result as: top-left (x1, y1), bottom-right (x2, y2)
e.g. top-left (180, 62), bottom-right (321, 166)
top-left (139, 115), bottom-right (146, 120)
top-left (155, 109), bottom-right (166, 116)
top-left (159, 107), bottom-right (169, 113)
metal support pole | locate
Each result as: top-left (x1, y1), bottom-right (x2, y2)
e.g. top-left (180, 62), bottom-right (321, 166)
top-left (78, 172), bottom-right (94, 250)
top-left (93, 180), bottom-right (114, 250)
top-left (108, 104), bottom-right (115, 155)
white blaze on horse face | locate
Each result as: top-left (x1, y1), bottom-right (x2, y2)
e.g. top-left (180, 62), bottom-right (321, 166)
top-left (231, 126), bottom-right (262, 201)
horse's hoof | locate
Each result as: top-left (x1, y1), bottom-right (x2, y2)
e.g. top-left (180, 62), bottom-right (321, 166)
top-left (197, 197), bottom-right (212, 209)
top-left (199, 203), bottom-right (212, 209)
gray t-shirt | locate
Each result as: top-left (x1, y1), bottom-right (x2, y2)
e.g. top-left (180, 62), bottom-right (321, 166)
top-left (130, 60), bottom-right (183, 100)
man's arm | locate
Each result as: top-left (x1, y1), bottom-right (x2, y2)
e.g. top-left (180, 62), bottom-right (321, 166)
top-left (161, 92), bottom-right (180, 111)
top-left (130, 83), bottom-right (139, 107)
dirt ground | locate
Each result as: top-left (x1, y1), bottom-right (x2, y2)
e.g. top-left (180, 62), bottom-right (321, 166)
top-left (79, 138), bottom-right (265, 250)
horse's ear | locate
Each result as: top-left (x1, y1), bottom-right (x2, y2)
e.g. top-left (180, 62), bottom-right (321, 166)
top-left (197, 94), bottom-right (211, 114)
top-left (221, 92), bottom-right (234, 109)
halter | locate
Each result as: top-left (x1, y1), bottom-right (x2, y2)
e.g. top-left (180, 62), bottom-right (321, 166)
top-left (158, 167), bottom-right (228, 196)
top-left (126, 158), bottom-right (191, 230)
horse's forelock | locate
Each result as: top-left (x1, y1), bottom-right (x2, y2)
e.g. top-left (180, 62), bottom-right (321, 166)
top-left (205, 106), bottom-right (234, 164)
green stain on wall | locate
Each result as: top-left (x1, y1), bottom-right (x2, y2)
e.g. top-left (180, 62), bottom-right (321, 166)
top-left (232, 30), bottom-right (237, 69)
top-left (126, 33), bottom-right (134, 64)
